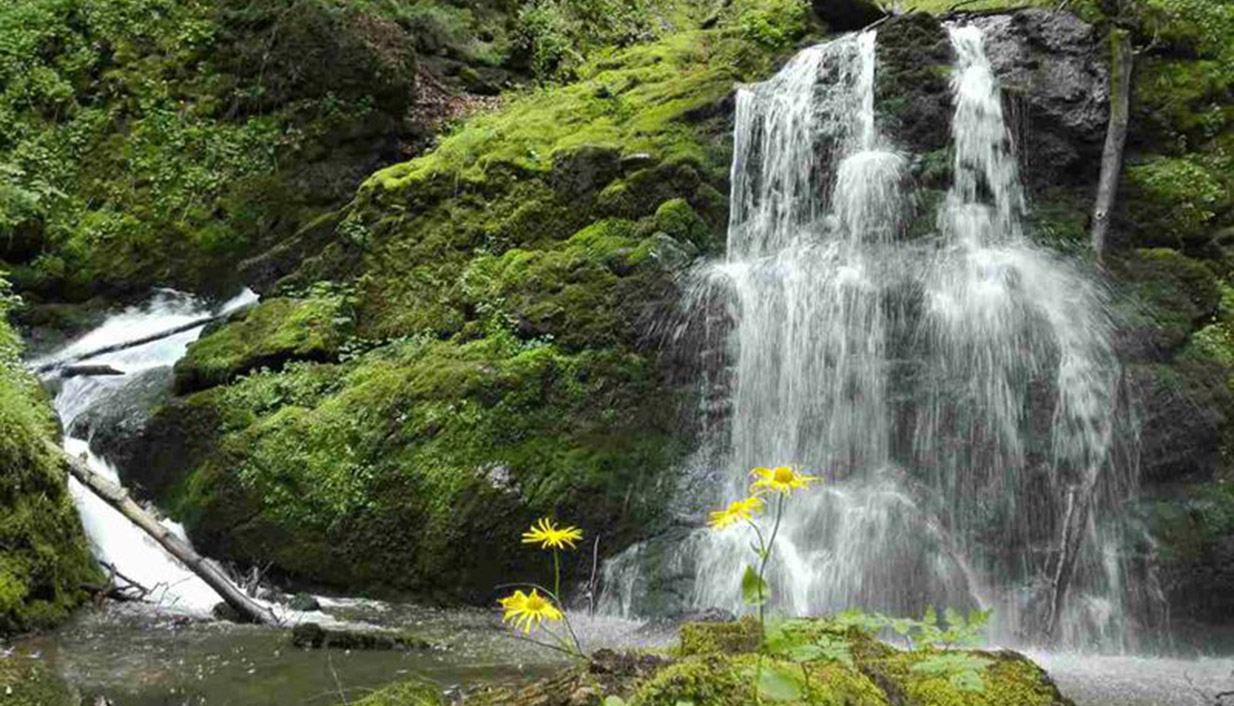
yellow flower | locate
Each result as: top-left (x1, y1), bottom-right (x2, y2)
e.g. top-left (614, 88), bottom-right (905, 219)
top-left (499, 589), bottom-right (563, 633)
top-left (708, 496), bottom-right (765, 530)
top-left (521, 517), bottom-right (584, 550)
top-left (750, 466), bottom-right (818, 495)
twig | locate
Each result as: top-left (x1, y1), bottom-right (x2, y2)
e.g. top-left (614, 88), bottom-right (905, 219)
top-left (327, 651), bottom-right (349, 706)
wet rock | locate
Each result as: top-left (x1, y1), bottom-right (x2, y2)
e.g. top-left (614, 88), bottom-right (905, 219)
top-left (876, 13), bottom-right (954, 156)
top-left (973, 9), bottom-right (1109, 190)
top-left (1129, 362), bottom-right (1232, 484)
top-left (68, 366), bottom-right (175, 484)
top-left (811, 0), bottom-right (885, 31)
top-left (60, 364), bottom-right (124, 378)
top-left (290, 622), bottom-right (431, 650)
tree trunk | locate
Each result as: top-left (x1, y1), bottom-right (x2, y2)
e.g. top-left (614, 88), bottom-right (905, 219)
top-left (57, 443), bottom-right (279, 625)
top-left (1090, 28), bottom-right (1133, 261)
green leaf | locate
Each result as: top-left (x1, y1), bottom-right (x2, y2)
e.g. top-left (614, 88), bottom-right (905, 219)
top-left (602, 697), bottom-right (627, 706)
top-left (757, 665), bottom-right (803, 702)
top-left (742, 565), bottom-right (769, 606)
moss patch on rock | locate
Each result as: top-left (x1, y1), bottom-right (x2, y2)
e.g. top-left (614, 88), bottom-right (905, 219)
top-left (175, 290), bottom-right (356, 393)
top-left (0, 279), bottom-right (97, 636)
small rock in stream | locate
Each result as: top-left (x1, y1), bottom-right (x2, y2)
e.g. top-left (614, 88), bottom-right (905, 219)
top-left (290, 622), bottom-right (432, 651)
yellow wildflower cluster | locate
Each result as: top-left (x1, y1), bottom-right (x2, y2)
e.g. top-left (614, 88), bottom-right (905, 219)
top-left (708, 466), bottom-right (818, 531)
top-left (498, 517), bottom-right (583, 640)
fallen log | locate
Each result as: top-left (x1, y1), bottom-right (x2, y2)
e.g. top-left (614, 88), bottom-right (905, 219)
top-left (55, 442), bottom-right (279, 626)
top-left (34, 302), bottom-right (255, 374)
top-left (1090, 28), bottom-right (1133, 261)
top-left (61, 364), bottom-right (125, 378)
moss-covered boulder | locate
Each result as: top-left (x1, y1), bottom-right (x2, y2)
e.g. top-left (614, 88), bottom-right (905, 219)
top-left (0, 281), bottom-right (97, 635)
top-left (367, 619), bottom-right (1072, 706)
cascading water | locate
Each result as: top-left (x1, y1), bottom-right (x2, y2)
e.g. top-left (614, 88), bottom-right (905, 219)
top-left (603, 25), bottom-right (1157, 650)
top-left (35, 289), bottom-right (257, 614)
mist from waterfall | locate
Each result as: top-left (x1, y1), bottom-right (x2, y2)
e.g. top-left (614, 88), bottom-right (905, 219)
top-left (602, 25), bottom-right (1158, 650)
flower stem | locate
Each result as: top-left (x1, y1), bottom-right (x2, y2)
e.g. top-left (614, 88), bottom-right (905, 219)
top-left (755, 493), bottom-right (786, 629)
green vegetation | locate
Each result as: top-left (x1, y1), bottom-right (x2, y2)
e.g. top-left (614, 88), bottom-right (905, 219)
top-left (0, 275), bottom-right (96, 635)
top-left (0, 0), bottom-right (419, 301)
top-left (175, 285), bottom-right (358, 393)
top-left (0, 657), bottom-right (75, 706)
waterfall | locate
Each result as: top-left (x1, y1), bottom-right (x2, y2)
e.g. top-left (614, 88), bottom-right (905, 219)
top-left (604, 25), bottom-right (1153, 650)
top-left (36, 289), bottom-right (257, 614)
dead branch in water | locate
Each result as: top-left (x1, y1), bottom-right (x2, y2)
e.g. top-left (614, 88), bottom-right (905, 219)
top-left (57, 442), bottom-right (280, 625)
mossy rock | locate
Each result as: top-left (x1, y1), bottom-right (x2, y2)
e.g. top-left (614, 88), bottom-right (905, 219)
top-left (678, 616), bottom-right (763, 656)
top-left (364, 620), bottom-right (1071, 706)
top-left (152, 335), bottom-right (686, 600)
top-left (0, 658), bottom-right (76, 706)
top-left (1112, 248), bottom-right (1221, 357)
top-left (0, 288), bottom-right (98, 636)
top-left (174, 294), bottom-right (354, 394)
top-left (1124, 156), bottom-right (1230, 247)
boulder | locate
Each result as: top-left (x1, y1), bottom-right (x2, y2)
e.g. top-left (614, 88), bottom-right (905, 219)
top-left (812, 0), bottom-right (885, 31)
top-left (67, 367), bottom-right (175, 488)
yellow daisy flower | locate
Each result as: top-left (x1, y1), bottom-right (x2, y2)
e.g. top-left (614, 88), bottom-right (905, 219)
top-left (750, 466), bottom-right (818, 495)
top-left (521, 517), bottom-right (584, 550)
top-left (500, 589), bottom-right (563, 633)
top-left (708, 496), bottom-right (765, 530)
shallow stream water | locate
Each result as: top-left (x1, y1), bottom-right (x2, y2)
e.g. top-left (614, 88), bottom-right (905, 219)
top-left (7, 602), bottom-right (663, 705)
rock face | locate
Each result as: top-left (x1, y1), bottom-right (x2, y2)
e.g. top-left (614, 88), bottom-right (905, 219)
top-left (973, 10), bottom-right (1110, 190)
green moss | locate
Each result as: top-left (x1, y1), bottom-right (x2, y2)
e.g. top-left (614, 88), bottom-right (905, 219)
top-left (1125, 157), bottom-right (1229, 245)
top-left (1112, 248), bottom-right (1221, 352)
top-left (0, 0), bottom-right (420, 301)
top-left (678, 616), bottom-right (763, 656)
top-left (864, 649), bottom-right (1069, 706)
top-left (174, 290), bottom-right (356, 393)
top-left (0, 658), bottom-right (75, 706)
top-left (160, 333), bottom-right (685, 599)
top-left (350, 679), bottom-right (444, 706)
top-left (632, 652), bottom-right (890, 706)
top-left (0, 278), bottom-right (97, 635)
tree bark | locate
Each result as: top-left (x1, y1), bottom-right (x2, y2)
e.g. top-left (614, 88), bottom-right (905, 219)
top-left (56, 442), bottom-right (279, 625)
top-left (1090, 28), bottom-right (1133, 261)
